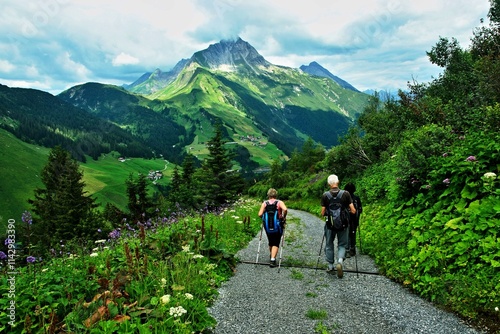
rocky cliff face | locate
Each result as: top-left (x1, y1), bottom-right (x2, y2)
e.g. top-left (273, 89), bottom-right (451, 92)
top-left (191, 37), bottom-right (270, 71)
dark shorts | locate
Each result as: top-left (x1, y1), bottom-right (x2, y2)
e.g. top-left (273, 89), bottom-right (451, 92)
top-left (266, 232), bottom-right (282, 247)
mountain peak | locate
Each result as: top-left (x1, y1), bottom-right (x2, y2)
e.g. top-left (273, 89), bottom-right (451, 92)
top-left (191, 37), bottom-right (270, 71)
top-left (300, 62), bottom-right (359, 92)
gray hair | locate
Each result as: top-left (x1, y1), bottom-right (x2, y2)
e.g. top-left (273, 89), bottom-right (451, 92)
top-left (327, 174), bottom-right (339, 186)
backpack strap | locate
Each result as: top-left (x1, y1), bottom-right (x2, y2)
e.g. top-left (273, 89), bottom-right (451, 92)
top-left (325, 190), bottom-right (343, 201)
top-left (337, 190), bottom-right (344, 200)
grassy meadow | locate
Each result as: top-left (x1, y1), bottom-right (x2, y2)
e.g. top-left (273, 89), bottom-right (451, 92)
top-left (0, 129), bottom-right (174, 231)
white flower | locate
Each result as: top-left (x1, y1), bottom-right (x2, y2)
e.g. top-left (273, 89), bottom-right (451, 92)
top-left (184, 293), bottom-right (193, 300)
top-left (169, 306), bottom-right (187, 317)
top-left (41, 268), bottom-right (48, 272)
top-left (193, 254), bottom-right (204, 259)
top-left (90, 252), bottom-right (98, 257)
top-left (496, 306), bottom-right (499, 312)
top-left (95, 239), bottom-right (106, 244)
top-left (236, 220), bottom-right (243, 224)
top-left (205, 263), bottom-right (217, 270)
top-left (484, 172), bottom-right (497, 180)
top-left (182, 245), bottom-right (190, 252)
top-left (160, 294), bottom-right (170, 304)
top-left (160, 278), bottom-right (167, 288)
top-left (92, 247), bottom-right (99, 251)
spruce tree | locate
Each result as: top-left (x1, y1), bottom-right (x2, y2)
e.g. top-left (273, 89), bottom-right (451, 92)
top-left (126, 173), bottom-right (153, 221)
top-left (197, 123), bottom-right (244, 208)
top-left (29, 146), bottom-right (97, 249)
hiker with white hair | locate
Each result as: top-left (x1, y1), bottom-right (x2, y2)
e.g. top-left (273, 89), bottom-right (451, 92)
top-left (320, 174), bottom-right (356, 278)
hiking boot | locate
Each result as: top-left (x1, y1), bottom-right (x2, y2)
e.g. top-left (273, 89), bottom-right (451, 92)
top-left (326, 264), bottom-right (334, 274)
top-left (336, 263), bottom-right (344, 278)
top-left (270, 259), bottom-right (277, 268)
top-left (349, 248), bottom-right (356, 256)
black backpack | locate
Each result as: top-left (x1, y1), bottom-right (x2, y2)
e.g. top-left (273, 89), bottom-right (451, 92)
top-left (325, 190), bottom-right (349, 230)
top-left (351, 195), bottom-right (361, 222)
top-left (262, 200), bottom-right (282, 235)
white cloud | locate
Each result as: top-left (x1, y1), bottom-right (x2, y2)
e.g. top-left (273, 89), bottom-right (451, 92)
top-left (112, 52), bottom-right (140, 66)
top-left (0, 60), bottom-right (15, 73)
top-left (57, 52), bottom-right (91, 80)
top-left (0, 0), bottom-right (492, 94)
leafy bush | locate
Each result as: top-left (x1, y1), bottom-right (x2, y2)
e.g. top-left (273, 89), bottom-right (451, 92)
top-left (358, 130), bottom-right (500, 319)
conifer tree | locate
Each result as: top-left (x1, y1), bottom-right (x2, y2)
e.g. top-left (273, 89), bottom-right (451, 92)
top-left (166, 154), bottom-right (199, 211)
top-left (126, 173), bottom-right (153, 221)
top-left (197, 123), bottom-right (244, 208)
top-left (29, 146), bottom-right (97, 249)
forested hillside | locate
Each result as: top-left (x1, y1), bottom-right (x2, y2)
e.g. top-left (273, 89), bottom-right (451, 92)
top-left (248, 2), bottom-right (500, 330)
top-left (0, 84), bottom-right (153, 162)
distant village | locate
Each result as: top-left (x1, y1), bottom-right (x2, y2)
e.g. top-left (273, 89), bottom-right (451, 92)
top-left (118, 157), bottom-right (164, 182)
top-left (116, 133), bottom-right (267, 181)
top-left (238, 134), bottom-right (267, 146)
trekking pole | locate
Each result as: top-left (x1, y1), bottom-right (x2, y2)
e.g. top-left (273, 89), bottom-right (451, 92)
top-left (315, 231), bottom-right (326, 272)
top-left (277, 226), bottom-right (286, 273)
top-left (357, 223), bottom-right (363, 255)
top-left (255, 224), bottom-right (264, 266)
top-left (354, 237), bottom-right (359, 278)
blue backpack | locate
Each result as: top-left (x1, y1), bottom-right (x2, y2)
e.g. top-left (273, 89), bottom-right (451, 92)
top-left (262, 200), bottom-right (282, 235)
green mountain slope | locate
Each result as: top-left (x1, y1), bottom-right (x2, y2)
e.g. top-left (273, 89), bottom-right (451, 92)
top-left (132, 38), bottom-right (370, 152)
top-left (0, 128), bottom-right (47, 227)
top-left (0, 84), bottom-right (153, 162)
top-left (0, 128), bottom-right (172, 230)
top-left (58, 83), bottom-right (188, 164)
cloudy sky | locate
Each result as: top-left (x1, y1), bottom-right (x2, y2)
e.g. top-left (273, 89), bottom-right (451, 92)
top-left (0, 0), bottom-right (491, 95)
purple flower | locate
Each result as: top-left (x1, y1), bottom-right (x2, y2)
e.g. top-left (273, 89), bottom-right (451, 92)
top-left (26, 256), bottom-right (36, 263)
top-left (109, 229), bottom-right (121, 239)
top-left (443, 178), bottom-right (451, 184)
top-left (442, 153), bottom-right (448, 157)
top-left (22, 210), bottom-right (33, 225)
top-left (0, 251), bottom-right (7, 260)
top-left (466, 156), bottom-right (476, 162)
top-left (97, 228), bottom-right (102, 233)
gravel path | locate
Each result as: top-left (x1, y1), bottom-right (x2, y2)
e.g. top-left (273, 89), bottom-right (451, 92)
top-left (208, 209), bottom-right (482, 334)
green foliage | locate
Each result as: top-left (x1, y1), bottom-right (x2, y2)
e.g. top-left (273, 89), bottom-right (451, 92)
top-left (390, 124), bottom-right (455, 200)
top-left (358, 130), bottom-right (500, 319)
top-left (0, 198), bottom-right (261, 333)
top-left (315, 321), bottom-right (339, 334)
top-left (29, 146), bottom-right (99, 251)
top-left (290, 269), bottom-right (304, 280)
top-left (286, 137), bottom-right (325, 174)
top-left (196, 123), bottom-right (245, 208)
top-left (306, 308), bottom-right (328, 320)
top-left (126, 173), bottom-right (153, 221)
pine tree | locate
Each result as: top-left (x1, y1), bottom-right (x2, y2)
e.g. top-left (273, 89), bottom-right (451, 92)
top-left (126, 173), bottom-right (153, 221)
top-left (29, 146), bottom-right (97, 249)
top-left (197, 123), bottom-right (245, 208)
